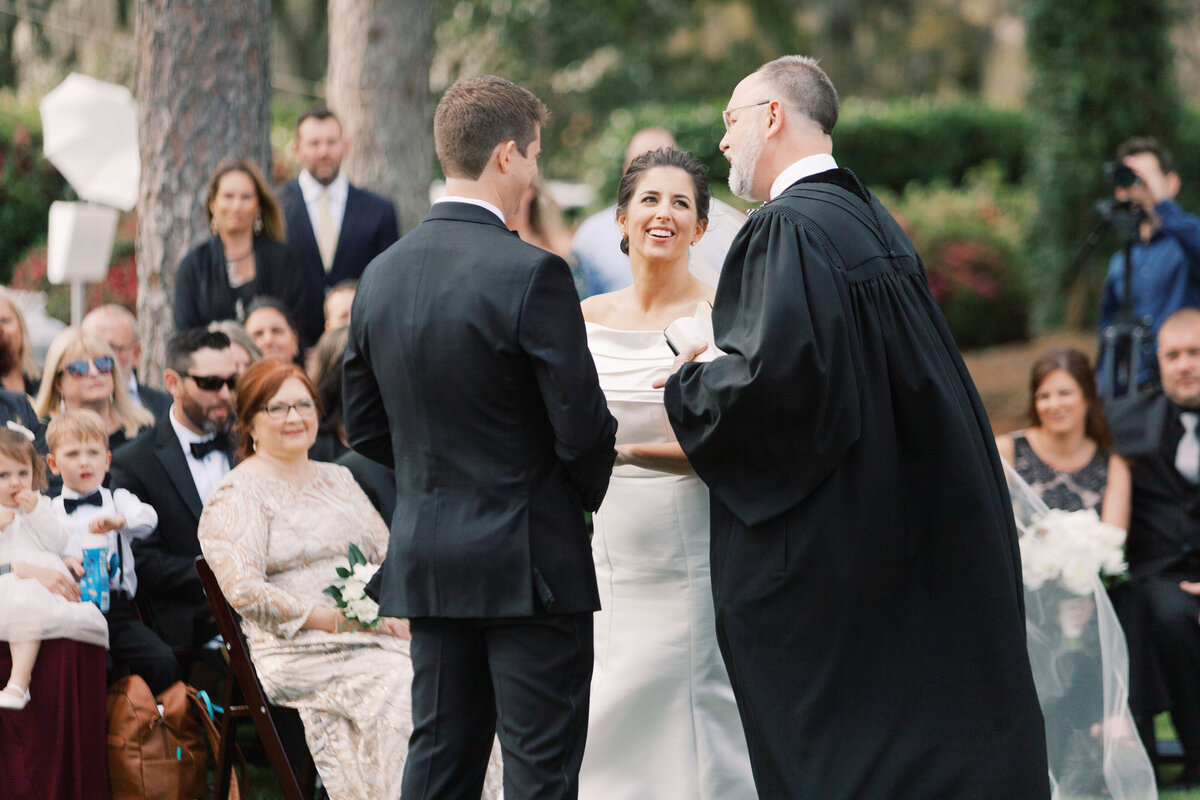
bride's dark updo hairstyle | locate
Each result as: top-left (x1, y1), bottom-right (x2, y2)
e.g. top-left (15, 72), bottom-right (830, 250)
top-left (615, 148), bottom-right (711, 255)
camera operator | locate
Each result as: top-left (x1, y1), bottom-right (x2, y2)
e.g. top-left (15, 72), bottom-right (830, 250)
top-left (1099, 137), bottom-right (1200, 390)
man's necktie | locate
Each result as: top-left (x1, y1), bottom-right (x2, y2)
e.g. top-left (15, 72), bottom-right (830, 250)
top-left (190, 433), bottom-right (229, 460)
top-left (316, 191), bottom-right (337, 273)
top-left (63, 491), bottom-right (103, 514)
top-left (1177, 412), bottom-right (1200, 484)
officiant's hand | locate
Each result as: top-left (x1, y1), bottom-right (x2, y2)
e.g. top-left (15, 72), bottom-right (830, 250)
top-left (652, 342), bottom-right (708, 389)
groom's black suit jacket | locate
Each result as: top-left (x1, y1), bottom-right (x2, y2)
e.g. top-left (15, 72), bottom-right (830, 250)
top-left (344, 201), bottom-right (616, 619)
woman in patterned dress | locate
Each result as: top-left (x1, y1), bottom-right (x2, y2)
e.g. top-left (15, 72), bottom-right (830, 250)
top-left (996, 347), bottom-right (1130, 526)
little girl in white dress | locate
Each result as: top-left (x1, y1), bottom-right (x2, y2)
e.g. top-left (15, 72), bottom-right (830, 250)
top-left (0, 423), bottom-right (107, 710)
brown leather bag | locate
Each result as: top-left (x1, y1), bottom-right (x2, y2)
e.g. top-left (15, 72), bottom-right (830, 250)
top-left (106, 676), bottom-right (241, 800)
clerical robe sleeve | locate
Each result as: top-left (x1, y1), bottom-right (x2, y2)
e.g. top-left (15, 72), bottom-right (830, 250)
top-left (664, 208), bottom-right (862, 526)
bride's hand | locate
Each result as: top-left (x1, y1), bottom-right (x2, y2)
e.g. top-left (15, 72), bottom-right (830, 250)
top-left (376, 617), bottom-right (411, 640)
top-left (614, 445), bottom-right (633, 467)
top-left (652, 342), bottom-right (707, 389)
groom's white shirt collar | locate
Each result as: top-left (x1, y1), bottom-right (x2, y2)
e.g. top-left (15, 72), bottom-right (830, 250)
top-left (435, 196), bottom-right (506, 225)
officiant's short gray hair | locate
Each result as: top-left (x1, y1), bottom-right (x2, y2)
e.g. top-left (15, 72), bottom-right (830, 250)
top-left (756, 56), bottom-right (839, 136)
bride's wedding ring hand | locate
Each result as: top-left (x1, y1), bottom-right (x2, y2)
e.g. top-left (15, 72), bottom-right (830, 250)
top-left (653, 342), bottom-right (708, 389)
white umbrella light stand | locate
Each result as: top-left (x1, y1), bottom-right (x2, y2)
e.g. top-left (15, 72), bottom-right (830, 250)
top-left (39, 73), bottom-right (139, 326)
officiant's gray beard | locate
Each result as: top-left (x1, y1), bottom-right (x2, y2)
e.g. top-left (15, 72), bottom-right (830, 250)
top-left (728, 133), bottom-right (765, 202)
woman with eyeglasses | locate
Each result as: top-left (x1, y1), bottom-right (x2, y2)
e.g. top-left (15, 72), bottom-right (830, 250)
top-left (197, 359), bottom-right (502, 800)
top-left (34, 328), bottom-right (152, 455)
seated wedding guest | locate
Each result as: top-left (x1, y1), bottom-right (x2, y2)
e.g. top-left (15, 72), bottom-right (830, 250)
top-left (207, 320), bottom-right (261, 376)
top-left (47, 410), bottom-right (180, 694)
top-left (82, 304), bottom-right (171, 420)
top-left (1107, 307), bottom-right (1200, 787)
top-left (0, 421), bottom-right (110, 800)
top-left (174, 159), bottom-right (322, 347)
top-left (110, 329), bottom-right (237, 651)
top-left (323, 280), bottom-right (356, 332)
top-left (996, 348), bottom-right (1131, 524)
top-left (0, 287), bottom-right (42, 397)
top-left (197, 359), bottom-right (502, 800)
top-left (34, 328), bottom-right (154, 455)
top-left (245, 297), bottom-right (302, 364)
top-left (306, 326), bottom-right (349, 462)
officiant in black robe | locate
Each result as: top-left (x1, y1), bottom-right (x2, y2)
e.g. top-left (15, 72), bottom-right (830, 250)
top-left (662, 56), bottom-right (1049, 800)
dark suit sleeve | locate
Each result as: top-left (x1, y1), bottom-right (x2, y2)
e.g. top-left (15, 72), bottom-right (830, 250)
top-left (377, 199), bottom-right (400, 252)
top-left (342, 297), bottom-right (394, 469)
top-left (110, 452), bottom-right (203, 599)
top-left (174, 247), bottom-right (204, 332)
top-left (518, 255), bottom-right (617, 511)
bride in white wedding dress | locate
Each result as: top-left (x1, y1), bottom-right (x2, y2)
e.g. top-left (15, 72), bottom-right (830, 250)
top-left (578, 147), bottom-right (755, 800)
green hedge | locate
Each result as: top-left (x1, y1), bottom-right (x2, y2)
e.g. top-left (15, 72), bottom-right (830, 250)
top-left (0, 95), bottom-right (65, 285)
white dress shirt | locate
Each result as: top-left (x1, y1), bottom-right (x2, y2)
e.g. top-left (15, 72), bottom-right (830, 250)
top-left (168, 406), bottom-right (231, 506)
top-left (769, 154), bottom-right (839, 201)
top-left (55, 485), bottom-right (158, 597)
top-left (299, 169), bottom-right (349, 242)
top-left (434, 195), bottom-right (507, 225)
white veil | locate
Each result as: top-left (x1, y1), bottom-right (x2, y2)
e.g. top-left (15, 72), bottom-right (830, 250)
top-left (1005, 463), bottom-right (1157, 799)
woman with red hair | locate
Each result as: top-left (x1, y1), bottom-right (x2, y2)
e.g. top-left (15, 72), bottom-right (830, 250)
top-left (197, 359), bottom-right (501, 799)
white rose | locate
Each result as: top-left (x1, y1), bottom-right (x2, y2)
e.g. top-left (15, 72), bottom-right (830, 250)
top-left (343, 577), bottom-right (367, 600)
top-left (347, 596), bottom-right (380, 624)
top-left (352, 563), bottom-right (380, 583)
top-left (1059, 557), bottom-right (1097, 597)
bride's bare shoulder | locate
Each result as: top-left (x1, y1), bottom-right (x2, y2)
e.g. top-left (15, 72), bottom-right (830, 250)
top-left (581, 290), bottom-right (628, 325)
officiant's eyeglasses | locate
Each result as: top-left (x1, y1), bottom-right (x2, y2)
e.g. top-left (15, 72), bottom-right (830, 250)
top-left (181, 372), bottom-right (238, 392)
top-left (62, 356), bottom-right (115, 377)
top-left (722, 101), bottom-right (770, 131)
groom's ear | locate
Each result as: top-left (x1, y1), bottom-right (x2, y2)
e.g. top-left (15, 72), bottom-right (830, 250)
top-left (494, 140), bottom-right (518, 174)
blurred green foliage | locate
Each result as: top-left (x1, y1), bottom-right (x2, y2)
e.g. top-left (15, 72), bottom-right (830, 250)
top-left (0, 93), bottom-right (65, 285)
top-left (1024, 0), bottom-right (1182, 329)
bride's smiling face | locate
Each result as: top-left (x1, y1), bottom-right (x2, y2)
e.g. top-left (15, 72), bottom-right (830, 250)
top-left (618, 167), bottom-right (707, 264)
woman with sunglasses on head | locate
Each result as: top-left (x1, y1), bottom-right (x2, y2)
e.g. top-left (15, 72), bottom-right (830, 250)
top-left (35, 328), bottom-right (153, 456)
top-left (197, 359), bottom-right (502, 800)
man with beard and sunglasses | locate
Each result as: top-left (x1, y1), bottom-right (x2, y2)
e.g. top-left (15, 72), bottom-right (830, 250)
top-left (658, 56), bottom-right (1048, 799)
top-left (110, 329), bottom-right (238, 650)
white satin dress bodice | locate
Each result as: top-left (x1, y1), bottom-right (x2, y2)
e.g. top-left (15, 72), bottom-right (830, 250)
top-left (579, 322), bottom-right (755, 800)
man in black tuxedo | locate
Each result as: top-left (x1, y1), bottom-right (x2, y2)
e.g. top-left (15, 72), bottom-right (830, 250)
top-left (110, 329), bottom-right (237, 650)
top-left (1109, 306), bottom-right (1200, 786)
top-left (82, 304), bottom-right (171, 421)
top-left (277, 107), bottom-right (400, 338)
top-left (344, 75), bottom-right (617, 800)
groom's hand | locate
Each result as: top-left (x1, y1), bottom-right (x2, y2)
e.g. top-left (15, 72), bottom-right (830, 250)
top-left (653, 342), bottom-right (707, 389)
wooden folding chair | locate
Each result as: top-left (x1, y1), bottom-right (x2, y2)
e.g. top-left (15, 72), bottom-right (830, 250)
top-left (195, 556), bottom-right (318, 800)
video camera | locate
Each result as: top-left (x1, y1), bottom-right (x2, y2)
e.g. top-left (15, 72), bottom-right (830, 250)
top-left (1096, 160), bottom-right (1151, 400)
top-left (1096, 161), bottom-right (1147, 239)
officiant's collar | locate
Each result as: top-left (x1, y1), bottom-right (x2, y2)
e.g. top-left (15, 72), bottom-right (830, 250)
top-left (770, 153), bottom-right (838, 200)
top-left (435, 196), bottom-right (506, 225)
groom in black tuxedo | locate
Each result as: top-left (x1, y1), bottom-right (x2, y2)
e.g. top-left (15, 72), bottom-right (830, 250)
top-left (344, 75), bottom-right (617, 800)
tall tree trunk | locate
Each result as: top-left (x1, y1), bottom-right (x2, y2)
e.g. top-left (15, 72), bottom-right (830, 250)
top-left (134, 0), bottom-right (272, 385)
top-left (327, 0), bottom-right (433, 237)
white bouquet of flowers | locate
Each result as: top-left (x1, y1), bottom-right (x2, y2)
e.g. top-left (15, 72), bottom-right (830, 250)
top-left (1018, 508), bottom-right (1127, 596)
top-left (323, 543), bottom-right (381, 629)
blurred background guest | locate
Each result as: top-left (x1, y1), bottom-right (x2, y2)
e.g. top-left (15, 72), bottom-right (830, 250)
top-left (34, 328), bottom-right (153, 455)
top-left (996, 348), bottom-right (1130, 526)
top-left (323, 280), bottom-right (356, 332)
top-left (82, 304), bottom-right (171, 420)
top-left (174, 158), bottom-right (321, 347)
top-left (507, 180), bottom-right (586, 297)
top-left (207, 320), bottom-right (262, 376)
top-left (0, 287), bottom-right (42, 398)
top-left (245, 297), bottom-right (302, 364)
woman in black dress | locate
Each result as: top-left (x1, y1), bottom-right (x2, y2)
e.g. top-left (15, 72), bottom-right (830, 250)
top-left (174, 159), bottom-right (320, 346)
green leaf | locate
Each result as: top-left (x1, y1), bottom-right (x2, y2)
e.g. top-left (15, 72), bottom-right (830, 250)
top-left (335, 567), bottom-right (350, 578)
top-left (348, 543), bottom-right (366, 567)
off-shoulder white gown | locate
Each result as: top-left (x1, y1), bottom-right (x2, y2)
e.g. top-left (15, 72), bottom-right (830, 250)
top-left (198, 463), bottom-right (502, 800)
top-left (579, 322), bottom-right (755, 800)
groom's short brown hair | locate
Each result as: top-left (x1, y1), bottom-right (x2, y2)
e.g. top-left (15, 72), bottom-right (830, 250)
top-left (434, 75), bottom-right (548, 180)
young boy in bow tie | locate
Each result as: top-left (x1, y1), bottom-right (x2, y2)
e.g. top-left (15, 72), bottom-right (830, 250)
top-left (47, 409), bottom-right (181, 692)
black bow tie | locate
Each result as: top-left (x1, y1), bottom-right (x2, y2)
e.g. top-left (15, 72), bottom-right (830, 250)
top-left (63, 491), bottom-right (103, 514)
top-left (190, 433), bottom-right (230, 460)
